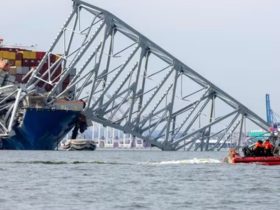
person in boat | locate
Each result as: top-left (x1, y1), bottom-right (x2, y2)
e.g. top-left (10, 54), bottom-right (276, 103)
top-left (263, 139), bottom-right (274, 156)
top-left (252, 140), bottom-right (264, 157)
top-left (242, 145), bottom-right (254, 157)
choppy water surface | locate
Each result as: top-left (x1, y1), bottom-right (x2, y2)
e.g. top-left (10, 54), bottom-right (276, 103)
top-left (0, 150), bottom-right (279, 210)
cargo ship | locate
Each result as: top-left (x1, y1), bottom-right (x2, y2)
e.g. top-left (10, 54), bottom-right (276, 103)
top-left (0, 39), bottom-right (86, 150)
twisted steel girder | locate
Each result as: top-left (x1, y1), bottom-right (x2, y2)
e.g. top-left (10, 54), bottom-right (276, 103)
top-left (0, 0), bottom-right (269, 150)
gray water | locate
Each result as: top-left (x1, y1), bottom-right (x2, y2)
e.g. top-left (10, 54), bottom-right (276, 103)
top-left (0, 150), bottom-right (279, 210)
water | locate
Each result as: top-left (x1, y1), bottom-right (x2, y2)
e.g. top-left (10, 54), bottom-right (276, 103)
top-left (0, 150), bottom-right (279, 210)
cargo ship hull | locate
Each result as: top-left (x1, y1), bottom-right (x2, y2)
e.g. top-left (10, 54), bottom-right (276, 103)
top-left (0, 43), bottom-right (86, 150)
top-left (1, 108), bottom-right (81, 150)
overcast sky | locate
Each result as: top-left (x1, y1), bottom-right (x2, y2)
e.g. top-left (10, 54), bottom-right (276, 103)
top-left (1, 0), bottom-right (280, 120)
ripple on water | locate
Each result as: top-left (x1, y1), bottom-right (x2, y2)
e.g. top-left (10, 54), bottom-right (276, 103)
top-left (1, 160), bottom-right (132, 165)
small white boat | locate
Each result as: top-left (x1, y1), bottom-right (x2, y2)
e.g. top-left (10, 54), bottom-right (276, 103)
top-left (60, 139), bottom-right (97, 151)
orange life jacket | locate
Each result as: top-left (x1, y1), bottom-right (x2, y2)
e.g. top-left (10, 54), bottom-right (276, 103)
top-left (264, 141), bottom-right (273, 150)
top-left (254, 142), bottom-right (264, 149)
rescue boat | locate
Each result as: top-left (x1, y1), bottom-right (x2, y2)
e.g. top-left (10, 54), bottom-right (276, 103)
top-left (225, 148), bottom-right (280, 165)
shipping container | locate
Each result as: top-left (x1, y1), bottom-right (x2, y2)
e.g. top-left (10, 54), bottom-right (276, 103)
top-left (29, 59), bottom-right (36, 66)
top-left (22, 51), bottom-right (36, 59)
top-left (15, 74), bottom-right (24, 83)
top-left (16, 51), bottom-right (23, 60)
top-left (22, 59), bottom-right (30, 66)
top-left (51, 67), bottom-right (62, 79)
top-left (16, 67), bottom-right (30, 74)
top-left (22, 59), bottom-right (39, 67)
top-left (55, 54), bottom-right (62, 61)
top-left (50, 54), bottom-right (57, 63)
top-left (0, 51), bottom-right (16, 60)
top-left (36, 51), bottom-right (45, 60)
top-left (0, 46), bottom-right (64, 92)
top-left (15, 60), bottom-right (22, 67)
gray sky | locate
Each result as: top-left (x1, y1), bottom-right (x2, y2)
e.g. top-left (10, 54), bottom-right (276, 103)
top-left (1, 0), bottom-right (279, 120)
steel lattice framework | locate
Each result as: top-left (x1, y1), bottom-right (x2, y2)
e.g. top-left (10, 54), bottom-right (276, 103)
top-left (0, 0), bottom-right (269, 150)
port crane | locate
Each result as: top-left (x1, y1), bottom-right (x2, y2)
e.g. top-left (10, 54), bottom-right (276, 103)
top-left (266, 94), bottom-right (280, 126)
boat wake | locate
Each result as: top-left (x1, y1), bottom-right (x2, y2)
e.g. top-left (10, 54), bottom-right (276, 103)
top-left (143, 158), bottom-right (222, 165)
top-left (1, 158), bottom-right (222, 166)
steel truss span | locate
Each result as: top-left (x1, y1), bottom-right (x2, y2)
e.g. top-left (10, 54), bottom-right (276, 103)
top-left (0, 0), bottom-right (269, 151)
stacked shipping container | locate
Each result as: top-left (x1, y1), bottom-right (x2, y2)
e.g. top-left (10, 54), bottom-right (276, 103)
top-left (0, 47), bottom-right (71, 91)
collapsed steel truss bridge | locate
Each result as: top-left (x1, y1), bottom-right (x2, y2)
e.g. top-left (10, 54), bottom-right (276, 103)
top-left (0, 0), bottom-right (269, 151)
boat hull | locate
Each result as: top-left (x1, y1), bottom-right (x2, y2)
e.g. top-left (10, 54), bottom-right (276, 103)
top-left (60, 139), bottom-right (97, 151)
top-left (231, 156), bottom-right (280, 166)
top-left (225, 148), bottom-right (280, 165)
top-left (1, 108), bottom-right (80, 150)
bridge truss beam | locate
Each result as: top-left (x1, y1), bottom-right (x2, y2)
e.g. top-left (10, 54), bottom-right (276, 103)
top-left (0, 0), bottom-right (269, 151)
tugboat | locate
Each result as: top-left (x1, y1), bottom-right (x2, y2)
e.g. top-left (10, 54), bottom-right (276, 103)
top-left (60, 139), bottom-right (97, 151)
